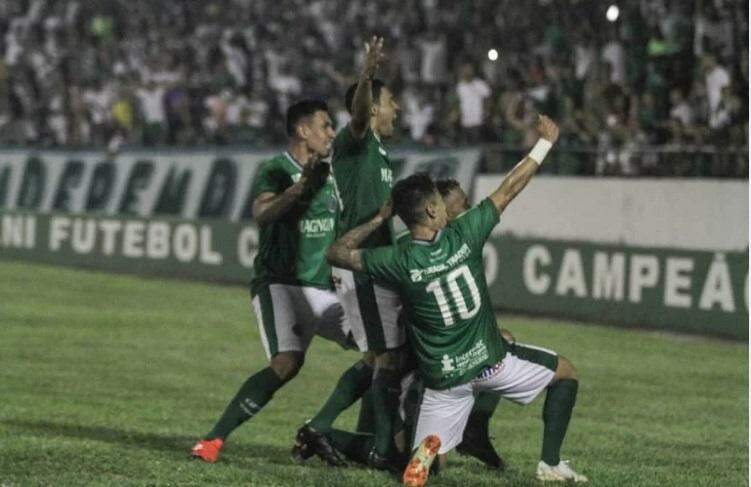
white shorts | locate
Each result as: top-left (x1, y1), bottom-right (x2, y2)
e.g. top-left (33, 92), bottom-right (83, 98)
top-left (331, 267), bottom-right (403, 353)
top-left (251, 283), bottom-right (353, 359)
top-left (412, 343), bottom-right (558, 454)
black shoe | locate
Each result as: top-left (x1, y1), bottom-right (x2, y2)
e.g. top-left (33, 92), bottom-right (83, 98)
top-left (456, 422), bottom-right (506, 471)
top-left (367, 447), bottom-right (408, 476)
top-left (294, 423), bottom-right (347, 467)
top-left (291, 434), bottom-right (315, 463)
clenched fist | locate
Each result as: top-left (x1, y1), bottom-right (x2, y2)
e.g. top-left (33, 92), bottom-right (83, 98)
top-left (536, 115), bottom-right (559, 144)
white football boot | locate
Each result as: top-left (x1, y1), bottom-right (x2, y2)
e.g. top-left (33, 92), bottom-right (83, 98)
top-left (536, 460), bottom-right (589, 483)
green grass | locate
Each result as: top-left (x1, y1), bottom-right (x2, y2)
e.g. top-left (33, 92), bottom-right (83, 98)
top-left (0, 260), bottom-right (747, 486)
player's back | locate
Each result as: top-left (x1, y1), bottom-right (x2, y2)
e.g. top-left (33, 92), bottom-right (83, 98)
top-left (363, 200), bottom-right (508, 389)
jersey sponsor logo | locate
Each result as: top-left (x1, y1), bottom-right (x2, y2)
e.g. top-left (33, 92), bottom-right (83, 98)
top-left (299, 217), bottom-right (335, 235)
top-left (440, 339), bottom-right (490, 378)
top-left (380, 168), bottom-right (393, 185)
top-left (441, 354), bottom-right (455, 372)
top-left (409, 243), bottom-right (471, 282)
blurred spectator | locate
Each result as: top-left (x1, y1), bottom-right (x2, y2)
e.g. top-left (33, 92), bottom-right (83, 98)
top-left (402, 83), bottom-right (435, 145)
top-left (456, 63), bottom-right (490, 144)
top-left (417, 28), bottom-right (448, 87)
top-left (136, 80), bottom-right (166, 146)
top-left (0, 0), bottom-right (744, 177)
top-left (702, 54), bottom-right (731, 119)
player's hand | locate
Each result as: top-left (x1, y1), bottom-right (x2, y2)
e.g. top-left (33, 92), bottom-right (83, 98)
top-left (377, 197), bottom-right (393, 221)
top-left (536, 115), bottom-right (559, 144)
top-left (361, 36), bottom-right (385, 80)
top-left (299, 158), bottom-right (320, 187)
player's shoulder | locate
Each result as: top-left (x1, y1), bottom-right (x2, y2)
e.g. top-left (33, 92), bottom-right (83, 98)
top-left (260, 153), bottom-right (289, 168)
top-left (333, 125), bottom-right (371, 153)
top-left (447, 199), bottom-right (498, 229)
top-left (395, 230), bottom-right (411, 246)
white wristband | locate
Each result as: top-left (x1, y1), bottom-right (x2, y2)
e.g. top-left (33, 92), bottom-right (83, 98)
top-left (529, 138), bottom-right (553, 165)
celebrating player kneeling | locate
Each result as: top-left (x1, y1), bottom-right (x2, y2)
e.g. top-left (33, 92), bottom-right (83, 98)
top-left (326, 115), bottom-right (588, 485)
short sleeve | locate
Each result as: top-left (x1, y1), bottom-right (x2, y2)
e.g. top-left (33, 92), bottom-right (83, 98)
top-left (250, 160), bottom-right (285, 201)
top-left (362, 246), bottom-right (401, 286)
top-left (449, 198), bottom-right (500, 251)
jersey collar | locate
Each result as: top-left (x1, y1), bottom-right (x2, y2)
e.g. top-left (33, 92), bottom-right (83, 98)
top-left (411, 229), bottom-right (444, 246)
top-left (283, 151), bottom-right (304, 171)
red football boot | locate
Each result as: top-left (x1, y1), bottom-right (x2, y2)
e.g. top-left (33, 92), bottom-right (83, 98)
top-left (190, 438), bottom-right (224, 463)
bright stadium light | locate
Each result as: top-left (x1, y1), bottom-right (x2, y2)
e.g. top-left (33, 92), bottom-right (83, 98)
top-left (606, 5), bottom-right (620, 22)
top-left (488, 49), bottom-right (499, 61)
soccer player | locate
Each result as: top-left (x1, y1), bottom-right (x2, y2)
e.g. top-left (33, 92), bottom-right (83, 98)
top-left (316, 181), bottom-right (515, 472)
top-left (190, 100), bottom-right (349, 465)
top-left (295, 36), bottom-right (404, 469)
top-left (435, 178), bottom-right (511, 470)
top-left (326, 115), bottom-right (588, 485)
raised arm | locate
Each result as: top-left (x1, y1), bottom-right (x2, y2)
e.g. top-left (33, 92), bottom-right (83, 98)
top-left (489, 115), bottom-right (559, 214)
top-left (252, 162), bottom-right (319, 226)
top-left (326, 200), bottom-right (391, 271)
top-left (349, 36), bottom-right (385, 139)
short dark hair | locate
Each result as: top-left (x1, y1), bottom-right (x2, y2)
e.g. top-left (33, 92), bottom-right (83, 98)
top-left (435, 178), bottom-right (461, 198)
top-left (286, 99), bottom-right (329, 137)
top-left (392, 172), bottom-right (436, 227)
top-left (344, 79), bottom-right (385, 114)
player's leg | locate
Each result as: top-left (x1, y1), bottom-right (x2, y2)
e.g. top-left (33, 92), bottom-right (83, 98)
top-left (326, 428), bottom-right (375, 464)
top-left (404, 384), bottom-right (474, 486)
top-left (191, 285), bottom-right (309, 462)
top-left (365, 280), bottom-right (404, 464)
top-left (301, 270), bottom-right (378, 439)
top-left (456, 391), bottom-right (505, 469)
top-left (305, 287), bottom-right (375, 435)
top-left (481, 343), bottom-right (587, 482)
top-left (370, 346), bottom-right (403, 463)
top-left (356, 388), bottom-right (375, 433)
top-left (292, 287), bottom-right (364, 466)
top-left (307, 268), bottom-right (404, 468)
top-left (455, 325), bottom-right (513, 468)
top-left (537, 355), bottom-right (584, 481)
top-left (306, 352), bottom-right (375, 434)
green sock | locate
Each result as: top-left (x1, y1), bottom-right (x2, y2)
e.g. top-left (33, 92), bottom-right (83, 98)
top-left (372, 367), bottom-right (401, 456)
top-left (356, 388), bottom-right (376, 433)
top-left (541, 379), bottom-right (579, 465)
top-left (309, 360), bottom-right (373, 433)
top-left (206, 367), bottom-right (284, 440)
top-left (328, 428), bottom-right (375, 464)
top-left (400, 374), bottom-right (424, 448)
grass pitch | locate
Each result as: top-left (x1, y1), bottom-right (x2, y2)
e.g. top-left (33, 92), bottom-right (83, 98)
top-left (0, 260), bottom-right (747, 486)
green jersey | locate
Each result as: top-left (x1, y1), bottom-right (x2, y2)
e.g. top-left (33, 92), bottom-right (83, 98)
top-left (332, 127), bottom-right (394, 248)
top-left (249, 152), bottom-right (339, 296)
top-left (362, 199), bottom-right (506, 389)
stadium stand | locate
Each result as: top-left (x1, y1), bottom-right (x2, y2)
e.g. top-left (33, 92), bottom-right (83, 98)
top-left (0, 0), bottom-right (747, 176)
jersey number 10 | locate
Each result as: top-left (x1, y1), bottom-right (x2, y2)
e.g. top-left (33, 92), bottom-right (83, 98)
top-left (426, 265), bottom-right (481, 327)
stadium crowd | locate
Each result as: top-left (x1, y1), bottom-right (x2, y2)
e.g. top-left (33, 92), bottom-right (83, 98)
top-left (0, 0), bottom-right (747, 175)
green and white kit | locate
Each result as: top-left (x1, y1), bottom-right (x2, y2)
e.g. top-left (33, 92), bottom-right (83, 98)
top-left (249, 152), bottom-right (351, 357)
top-left (331, 127), bottom-right (403, 353)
